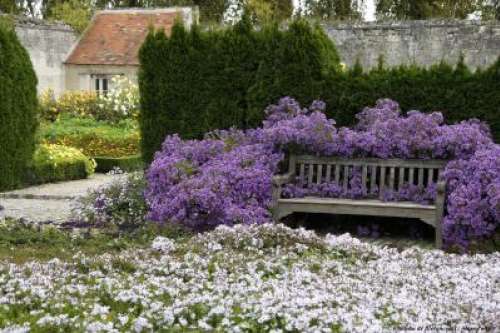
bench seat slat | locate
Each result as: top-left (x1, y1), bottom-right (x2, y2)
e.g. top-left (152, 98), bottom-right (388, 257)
top-left (308, 164), bottom-right (314, 185)
top-left (317, 164), bottom-right (323, 184)
top-left (343, 165), bottom-right (349, 191)
top-left (370, 165), bottom-right (377, 193)
top-left (398, 167), bottom-right (405, 190)
top-left (325, 165), bottom-right (332, 182)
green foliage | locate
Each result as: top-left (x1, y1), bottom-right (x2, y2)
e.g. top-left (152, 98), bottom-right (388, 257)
top-left (0, 21), bottom-right (38, 191)
top-left (247, 19), bottom-right (340, 126)
top-left (25, 144), bottom-right (96, 185)
top-left (304, 0), bottom-right (363, 20)
top-left (37, 116), bottom-right (140, 158)
top-left (246, 0), bottom-right (294, 23)
top-left (320, 57), bottom-right (500, 142)
top-left (47, 0), bottom-right (93, 33)
top-left (0, 218), bottom-right (191, 263)
top-left (139, 18), bottom-right (340, 163)
top-left (0, 0), bottom-right (18, 14)
top-left (376, 0), bottom-right (480, 20)
top-left (480, 0), bottom-right (500, 20)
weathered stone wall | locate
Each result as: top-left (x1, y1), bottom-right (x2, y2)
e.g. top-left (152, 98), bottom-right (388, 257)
top-left (323, 20), bottom-right (500, 70)
top-left (14, 17), bottom-right (77, 96)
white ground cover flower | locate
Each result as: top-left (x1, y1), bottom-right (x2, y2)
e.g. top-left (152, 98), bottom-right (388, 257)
top-left (0, 224), bottom-right (498, 332)
top-left (151, 236), bottom-right (176, 253)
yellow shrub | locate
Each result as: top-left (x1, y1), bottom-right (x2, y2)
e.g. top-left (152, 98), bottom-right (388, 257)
top-left (39, 89), bottom-right (99, 121)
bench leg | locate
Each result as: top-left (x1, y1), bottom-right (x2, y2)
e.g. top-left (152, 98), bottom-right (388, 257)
top-left (435, 182), bottom-right (446, 249)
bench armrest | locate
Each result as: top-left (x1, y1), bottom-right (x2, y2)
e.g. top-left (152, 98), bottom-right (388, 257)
top-left (436, 180), bottom-right (446, 194)
top-left (272, 172), bottom-right (295, 186)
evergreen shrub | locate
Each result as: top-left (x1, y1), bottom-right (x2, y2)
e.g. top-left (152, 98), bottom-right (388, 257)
top-left (0, 19), bottom-right (38, 190)
top-left (139, 18), bottom-right (500, 164)
top-left (139, 17), bottom-right (339, 163)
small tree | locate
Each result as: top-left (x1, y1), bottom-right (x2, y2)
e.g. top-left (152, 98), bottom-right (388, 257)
top-left (0, 19), bottom-right (38, 190)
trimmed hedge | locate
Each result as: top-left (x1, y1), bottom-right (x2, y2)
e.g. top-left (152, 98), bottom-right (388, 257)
top-left (94, 155), bottom-right (143, 173)
top-left (25, 144), bottom-right (96, 185)
top-left (321, 58), bottom-right (500, 142)
top-left (38, 117), bottom-right (140, 158)
top-left (0, 19), bottom-right (38, 191)
top-left (139, 18), bottom-right (500, 164)
top-left (139, 17), bottom-right (339, 163)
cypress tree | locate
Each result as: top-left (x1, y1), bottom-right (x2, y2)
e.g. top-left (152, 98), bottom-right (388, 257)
top-left (0, 19), bottom-right (38, 190)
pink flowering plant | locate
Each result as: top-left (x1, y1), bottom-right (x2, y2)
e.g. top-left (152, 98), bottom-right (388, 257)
top-left (146, 97), bottom-right (499, 250)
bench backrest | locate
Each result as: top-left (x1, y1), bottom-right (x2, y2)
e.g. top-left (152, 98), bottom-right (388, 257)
top-left (289, 155), bottom-right (448, 199)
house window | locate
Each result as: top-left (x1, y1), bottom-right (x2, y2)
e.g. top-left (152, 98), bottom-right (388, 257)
top-left (92, 75), bottom-right (110, 95)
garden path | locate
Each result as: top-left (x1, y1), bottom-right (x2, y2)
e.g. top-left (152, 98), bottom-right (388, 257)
top-left (0, 174), bottom-right (121, 223)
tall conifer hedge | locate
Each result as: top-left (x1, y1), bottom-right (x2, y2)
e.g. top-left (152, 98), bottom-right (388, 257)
top-left (139, 17), bottom-right (339, 163)
top-left (0, 19), bottom-right (38, 191)
top-left (139, 18), bottom-right (500, 164)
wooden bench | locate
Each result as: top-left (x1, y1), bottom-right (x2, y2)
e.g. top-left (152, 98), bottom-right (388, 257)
top-left (271, 155), bottom-right (447, 248)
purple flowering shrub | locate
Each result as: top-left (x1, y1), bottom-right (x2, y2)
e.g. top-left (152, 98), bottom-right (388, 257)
top-left (146, 136), bottom-right (282, 230)
top-left (146, 97), bottom-right (499, 249)
top-left (442, 146), bottom-right (500, 249)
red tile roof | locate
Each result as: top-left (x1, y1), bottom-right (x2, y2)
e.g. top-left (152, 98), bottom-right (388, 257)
top-left (65, 9), bottom-right (181, 66)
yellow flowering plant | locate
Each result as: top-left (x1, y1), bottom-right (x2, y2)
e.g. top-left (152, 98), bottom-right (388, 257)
top-left (26, 144), bottom-right (96, 185)
top-left (39, 77), bottom-right (140, 122)
top-left (39, 89), bottom-right (100, 121)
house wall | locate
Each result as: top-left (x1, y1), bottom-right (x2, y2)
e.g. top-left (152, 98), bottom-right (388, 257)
top-left (14, 18), bottom-right (77, 96)
top-left (323, 20), bottom-right (500, 70)
top-left (65, 64), bottom-right (138, 91)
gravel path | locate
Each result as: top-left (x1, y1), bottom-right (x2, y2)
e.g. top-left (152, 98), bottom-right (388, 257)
top-left (0, 174), bottom-right (121, 223)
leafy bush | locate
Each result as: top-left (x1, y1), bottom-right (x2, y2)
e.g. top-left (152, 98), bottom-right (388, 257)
top-left (0, 20), bottom-right (38, 191)
top-left (139, 17), bottom-right (339, 163)
top-left (320, 58), bottom-right (500, 143)
top-left (25, 144), bottom-right (96, 185)
top-left (146, 97), bottom-right (498, 251)
top-left (39, 77), bottom-right (140, 122)
top-left (39, 89), bottom-right (99, 121)
top-left (38, 117), bottom-right (140, 158)
top-left (71, 172), bottom-right (147, 231)
top-left (140, 18), bottom-right (500, 165)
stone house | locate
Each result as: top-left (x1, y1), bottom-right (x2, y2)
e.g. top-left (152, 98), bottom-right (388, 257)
top-left (64, 8), bottom-right (196, 93)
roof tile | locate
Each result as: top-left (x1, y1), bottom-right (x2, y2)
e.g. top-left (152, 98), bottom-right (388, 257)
top-left (65, 10), bottom-right (178, 66)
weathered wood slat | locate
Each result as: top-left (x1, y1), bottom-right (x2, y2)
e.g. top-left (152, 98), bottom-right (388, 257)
top-left (398, 167), bottom-right (405, 190)
top-left (379, 166), bottom-right (386, 199)
top-left (317, 164), bottom-right (323, 184)
top-left (308, 164), bottom-right (314, 185)
top-left (361, 166), bottom-right (368, 192)
top-left (299, 164), bottom-right (305, 183)
top-left (295, 155), bottom-right (448, 169)
top-left (409, 168), bottom-right (415, 185)
top-left (428, 169), bottom-right (434, 186)
top-left (389, 167), bottom-right (396, 190)
top-left (325, 165), bottom-right (332, 182)
top-left (343, 165), bottom-right (349, 192)
top-left (418, 168), bottom-right (424, 187)
top-left (335, 165), bottom-right (340, 184)
top-left (370, 165), bottom-right (377, 193)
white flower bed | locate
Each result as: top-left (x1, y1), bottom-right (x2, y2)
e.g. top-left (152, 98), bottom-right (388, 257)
top-left (0, 224), bottom-right (498, 332)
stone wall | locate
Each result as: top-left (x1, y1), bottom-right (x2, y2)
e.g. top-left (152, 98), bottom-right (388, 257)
top-left (14, 17), bottom-right (77, 96)
top-left (323, 20), bottom-right (500, 70)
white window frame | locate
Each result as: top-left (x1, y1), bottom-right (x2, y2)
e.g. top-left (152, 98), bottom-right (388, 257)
top-left (91, 74), bottom-right (111, 95)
